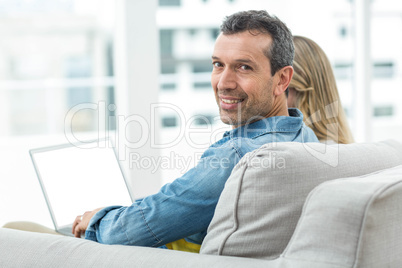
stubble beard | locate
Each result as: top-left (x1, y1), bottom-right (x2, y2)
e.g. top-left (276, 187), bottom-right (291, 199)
top-left (219, 106), bottom-right (244, 128)
top-left (217, 77), bottom-right (274, 128)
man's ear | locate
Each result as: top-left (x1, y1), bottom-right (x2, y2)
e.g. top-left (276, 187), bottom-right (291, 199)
top-left (273, 66), bottom-right (293, 96)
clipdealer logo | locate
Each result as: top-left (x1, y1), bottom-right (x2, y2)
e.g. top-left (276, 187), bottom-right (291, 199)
top-left (63, 101), bottom-right (228, 161)
top-left (63, 101), bottom-right (341, 170)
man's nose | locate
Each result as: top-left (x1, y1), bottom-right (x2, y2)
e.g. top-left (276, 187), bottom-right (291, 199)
top-left (217, 69), bottom-right (236, 91)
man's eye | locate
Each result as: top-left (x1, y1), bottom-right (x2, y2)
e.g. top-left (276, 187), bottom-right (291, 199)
top-left (213, 62), bottom-right (222, 68)
top-left (240, 65), bottom-right (251, 70)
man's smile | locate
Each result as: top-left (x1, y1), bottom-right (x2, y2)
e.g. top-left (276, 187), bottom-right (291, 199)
top-left (221, 98), bottom-right (244, 104)
top-left (219, 97), bottom-right (245, 110)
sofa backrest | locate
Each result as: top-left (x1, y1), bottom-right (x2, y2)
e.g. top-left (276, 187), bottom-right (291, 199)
top-left (281, 165), bottom-right (402, 267)
top-left (200, 140), bottom-right (402, 260)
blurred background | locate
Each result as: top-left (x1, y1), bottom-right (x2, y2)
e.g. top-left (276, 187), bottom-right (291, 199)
top-left (1, 0), bottom-right (401, 227)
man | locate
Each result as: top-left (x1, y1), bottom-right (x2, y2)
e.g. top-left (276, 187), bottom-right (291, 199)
top-left (73, 10), bottom-right (319, 251)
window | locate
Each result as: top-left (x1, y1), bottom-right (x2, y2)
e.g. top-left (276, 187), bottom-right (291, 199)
top-left (161, 83), bottom-right (176, 90)
top-left (193, 82), bottom-right (211, 89)
top-left (0, 0), bottom-right (73, 13)
top-left (160, 29), bottom-right (174, 58)
top-left (343, 107), bottom-right (350, 117)
top-left (335, 62), bottom-right (394, 80)
top-left (193, 115), bottom-right (215, 126)
top-left (162, 116), bottom-right (177, 127)
top-left (373, 62), bottom-right (394, 78)
top-left (192, 61), bottom-right (211, 89)
top-left (1, 11), bottom-right (113, 136)
top-left (373, 106), bottom-right (394, 117)
top-left (161, 61), bottom-right (176, 74)
top-left (1, 0), bottom-right (119, 226)
top-left (211, 28), bottom-right (220, 40)
top-left (188, 29), bottom-right (197, 36)
top-left (65, 56), bottom-right (92, 107)
top-left (333, 63), bottom-right (353, 80)
top-left (159, 0), bottom-right (181, 7)
top-left (339, 25), bottom-right (348, 38)
top-left (192, 61), bottom-right (212, 73)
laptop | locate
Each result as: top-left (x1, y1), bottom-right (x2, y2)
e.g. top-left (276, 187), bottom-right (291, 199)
top-left (29, 138), bottom-right (134, 236)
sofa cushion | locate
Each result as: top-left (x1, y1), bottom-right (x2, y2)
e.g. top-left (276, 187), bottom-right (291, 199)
top-left (0, 228), bottom-right (271, 268)
top-left (200, 140), bottom-right (402, 259)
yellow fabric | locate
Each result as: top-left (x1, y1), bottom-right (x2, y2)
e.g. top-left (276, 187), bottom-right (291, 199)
top-left (165, 238), bottom-right (201, 253)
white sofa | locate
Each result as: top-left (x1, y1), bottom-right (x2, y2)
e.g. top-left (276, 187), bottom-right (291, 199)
top-left (1, 141), bottom-right (402, 268)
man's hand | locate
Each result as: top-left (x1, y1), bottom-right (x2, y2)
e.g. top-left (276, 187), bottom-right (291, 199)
top-left (72, 208), bottom-right (103, 238)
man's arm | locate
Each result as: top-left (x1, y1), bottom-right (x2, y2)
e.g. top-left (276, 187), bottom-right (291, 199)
top-left (77, 143), bottom-right (240, 247)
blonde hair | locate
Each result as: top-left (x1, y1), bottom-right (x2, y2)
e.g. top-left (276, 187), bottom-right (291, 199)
top-left (289, 36), bottom-right (354, 144)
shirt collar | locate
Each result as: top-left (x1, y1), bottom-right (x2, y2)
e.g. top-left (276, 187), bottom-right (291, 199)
top-left (222, 108), bottom-right (304, 139)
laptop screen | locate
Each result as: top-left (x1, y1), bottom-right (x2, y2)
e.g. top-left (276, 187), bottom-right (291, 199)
top-left (30, 141), bottom-right (133, 229)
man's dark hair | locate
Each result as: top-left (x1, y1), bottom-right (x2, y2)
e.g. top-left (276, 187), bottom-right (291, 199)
top-left (220, 10), bottom-right (294, 76)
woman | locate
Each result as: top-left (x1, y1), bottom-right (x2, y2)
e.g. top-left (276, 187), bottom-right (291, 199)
top-left (288, 36), bottom-right (354, 144)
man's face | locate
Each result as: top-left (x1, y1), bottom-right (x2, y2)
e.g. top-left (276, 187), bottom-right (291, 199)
top-left (211, 31), bottom-right (276, 128)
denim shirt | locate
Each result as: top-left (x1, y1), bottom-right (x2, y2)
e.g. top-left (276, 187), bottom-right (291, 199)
top-left (85, 108), bottom-right (319, 246)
